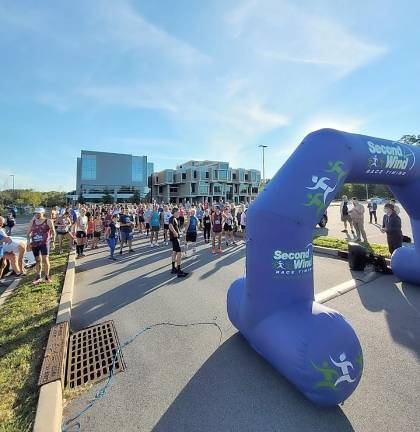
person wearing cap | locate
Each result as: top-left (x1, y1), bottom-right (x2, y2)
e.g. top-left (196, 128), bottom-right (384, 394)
top-left (26, 207), bottom-right (55, 284)
top-left (0, 216), bottom-right (11, 277)
top-left (168, 207), bottom-right (188, 277)
top-left (381, 203), bottom-right (403, 254)
top-left (211, 205), bottom-right (225, 253)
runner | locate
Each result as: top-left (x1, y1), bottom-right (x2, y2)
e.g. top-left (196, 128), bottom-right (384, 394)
top-left (119, 209), bottom-right (135, 254)
top-left (178, 206), bottom-right (185, 233)
top-left (26, 207), bottom-right (55, 284)
top-left (86, 212), bottom-right (94, 249)
top-left (196, 205), bottom-right (204, 230)
top-left (144, 205), bottom-right (152, 237)
top-left (185, 208), bottom-right (199, 257)
top-left (75, 208), bottom-right (88, 258)
top-left (138, 205), bottom-right (145, 235)
top-left (163, 205), bottom-right (172, 246)
top-left (211, 205), bottom-right (225, 254)
top-left (2, 237), bottom-right (26, 276)
top-left (56, 210), bottom-right (73, 254)
top-left (105, 214), bottom-right (119, 261)
top-left (203, 209), bottom-right (211, 243)
top-left (92, 213), bottom-right (103, 249)
top-left (168, 207), bottom-right (188, 277)
top-left (223, 204), bottom-right (235, 246)
top-left (240, 208), bottom-right (247, 239)
top-left (150, 204), bottom-right (162, 247)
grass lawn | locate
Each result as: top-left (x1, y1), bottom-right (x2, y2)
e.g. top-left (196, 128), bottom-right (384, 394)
top-left (313, 235), bottom-right (391, 258)
top-left (0, 247), bottom-right (69, 432)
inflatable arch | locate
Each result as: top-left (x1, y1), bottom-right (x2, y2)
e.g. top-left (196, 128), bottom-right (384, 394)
top-left (227, 129), bottom-right (420, 406)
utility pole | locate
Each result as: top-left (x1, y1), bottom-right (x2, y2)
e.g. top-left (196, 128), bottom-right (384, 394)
top-left (258, 145), bottom-right (268, 183)
top-left (10, 174), bottom-right (14, 192)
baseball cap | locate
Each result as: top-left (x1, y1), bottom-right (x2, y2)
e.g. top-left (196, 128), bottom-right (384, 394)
top-left (34, 207), bottom-right (45, 214)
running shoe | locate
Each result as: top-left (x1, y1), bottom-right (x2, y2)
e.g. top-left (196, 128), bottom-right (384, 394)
top-left (171, 268), bottom-right (178, 274)
top-left (177, 270), bottom-right (188, 278)
top-left (32, 277), bottom-right (43, 285)
top-left (45, 276), bottom-right (52, 284)
top-left (129, 249), bottom-right (135, 253)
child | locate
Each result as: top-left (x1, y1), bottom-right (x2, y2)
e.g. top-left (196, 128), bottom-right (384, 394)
top-left (185, 208), bottom-right (199, 257)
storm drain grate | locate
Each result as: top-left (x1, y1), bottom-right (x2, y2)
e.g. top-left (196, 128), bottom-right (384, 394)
top-left (66, 320), bottom-right (125, 389)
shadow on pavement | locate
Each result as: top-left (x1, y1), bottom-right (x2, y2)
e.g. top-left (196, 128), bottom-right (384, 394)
top-left (355, 277), bottom-right (420, 360)
top-left (153, 333), bottom-right (354, 432)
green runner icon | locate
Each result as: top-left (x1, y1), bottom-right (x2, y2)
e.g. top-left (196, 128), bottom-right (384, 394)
top-left (311, 361), bottom-right (339, 390)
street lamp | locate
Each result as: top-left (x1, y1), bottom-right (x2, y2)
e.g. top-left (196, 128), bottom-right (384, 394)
top-left (9, 174), bottom-right (14, 192)
top-left (258, 145), bottom-right (268, 183)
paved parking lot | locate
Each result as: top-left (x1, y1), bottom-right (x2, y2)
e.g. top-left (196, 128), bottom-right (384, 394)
top-left (64, 233), bottom-right (420, 432)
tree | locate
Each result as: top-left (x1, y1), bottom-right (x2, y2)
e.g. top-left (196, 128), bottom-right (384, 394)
top-left (131, 189), bottom-right (141, 204)
top-left (102, 189), bottom-right (113, 204)
top-left (399, 134), bottom-right (420, 146)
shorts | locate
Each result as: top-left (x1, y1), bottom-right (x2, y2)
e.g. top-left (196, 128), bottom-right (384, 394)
top-left (212, 230), bottom-right (222, 236)
top-left (87, 233), bottom-right (93, 239)
top-left (94, 231), bottom-right (101, 238)
top-left (178, 216), bottom-right (185, 226)
top-left (171, 238), bottom-right (181, 253)
top-left (32, 244), bottom-right (49, 257)
top-left (56, 230), bottom-right (68, 236)
top-left (341, 214), bottom-right (352, 223)
top-left (76, 231), bottom-right (87, 238)
top-left (224, 224), bottom-right (233, 232)
top-left (186, 232), bottom-right (197, 242)
top-left (120, 231), bottom-right (133, 242)
top-left (151, 226), bottom-right (160, 232)
top-left (145, 223), bottom-right (150, 229)
top-left (164, 224), bottom-right (169, 230)
top-left (138, 216), bottom-right (145, 223)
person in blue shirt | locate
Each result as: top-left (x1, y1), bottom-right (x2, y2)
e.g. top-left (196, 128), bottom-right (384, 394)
top-left (150, 204), bottom-right (162, 247)
top-left (105, 214), bottom-right (119, 261)
top-left (119, 210), bottom-right (134, 255)
top-left (185, 208), bottom-right (199, 256)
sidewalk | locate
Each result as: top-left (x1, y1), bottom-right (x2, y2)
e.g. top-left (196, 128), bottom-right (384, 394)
top-left (64, 234), bottom-right (420, 432)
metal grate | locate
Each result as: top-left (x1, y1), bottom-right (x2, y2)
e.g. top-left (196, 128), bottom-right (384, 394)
top-left (66, 320), bottom-right (125, 389)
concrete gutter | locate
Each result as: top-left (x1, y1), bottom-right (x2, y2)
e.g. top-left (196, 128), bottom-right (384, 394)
top-left (33, 251), bottom-right (75, 432)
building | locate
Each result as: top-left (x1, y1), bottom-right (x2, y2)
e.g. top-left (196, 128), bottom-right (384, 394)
top-left (73, 150), bottom-right (154, 202)
top-left (151, 160), bottom-right (261, 204)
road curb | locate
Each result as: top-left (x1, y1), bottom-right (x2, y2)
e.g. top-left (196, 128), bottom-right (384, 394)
top-left (33, 251), bottom-right (75, 432)
top-left (0, 277), bottom-right (22, 306)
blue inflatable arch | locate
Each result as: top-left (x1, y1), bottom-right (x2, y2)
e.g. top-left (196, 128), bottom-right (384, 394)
top-left (227, 129), bottom-right (420, 406)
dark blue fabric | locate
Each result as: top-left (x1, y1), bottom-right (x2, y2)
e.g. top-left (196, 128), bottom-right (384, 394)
top-left (227, 129), bottom-right (420, 406)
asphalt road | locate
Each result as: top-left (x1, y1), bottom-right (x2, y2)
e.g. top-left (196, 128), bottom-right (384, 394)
top-left (63, 232), bottom-right (420, 432)
top-left (323, 203), bottom-right (412, 245)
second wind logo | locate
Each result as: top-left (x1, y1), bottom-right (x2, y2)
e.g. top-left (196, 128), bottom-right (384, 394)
top-left (273, 244), bottom-right (313, 276)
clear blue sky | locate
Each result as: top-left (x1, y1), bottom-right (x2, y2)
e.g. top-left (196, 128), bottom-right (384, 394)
top-left (1, 0), bottom-right (419, 191)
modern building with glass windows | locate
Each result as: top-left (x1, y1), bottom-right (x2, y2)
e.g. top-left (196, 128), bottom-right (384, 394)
top-left (151, 160), bottom-right (261, 204)
top-left (75, 150), bottom-right (153, 202)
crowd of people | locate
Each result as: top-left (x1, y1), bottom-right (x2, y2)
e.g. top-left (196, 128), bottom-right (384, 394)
top-left (0, 195), bottom-right (406, 284)
top-left (339, 196), bottom-right (403, 253)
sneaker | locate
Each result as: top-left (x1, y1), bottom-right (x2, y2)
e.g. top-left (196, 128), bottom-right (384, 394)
top-left (341, 229), bottom-right (347, 233)
top-left (32, 277), bottom-right (43, 285)
top-left (150, 243), bottom-right (154, 248)
top-left (129, 249), bottom-right (135, 253)
top-left (45, 276), bottom-right (52, 284)
top-left (219, 248), bottom-right (223, 253)
top-left (119, 250), bottom-right (123, 255)
top-left (171, 268), bottom-right (178, 274)
top-left (81, 253), bottom-right (86, 257)
top-left (177, 270), bottom-right (188, 278)
top-left (109, 256), bottom-right (117, 261)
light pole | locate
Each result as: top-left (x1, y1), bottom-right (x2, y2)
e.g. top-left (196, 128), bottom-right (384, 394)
top-left (258, 145), bottom-right (268, 183)
top-left (10, 174), bottom-right (14, 192)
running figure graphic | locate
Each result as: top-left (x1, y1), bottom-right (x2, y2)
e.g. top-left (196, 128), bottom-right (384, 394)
top-left (306, 176), bottom-right (337, 204)
top-left (311, 361), bottom-right (339, 389)
top-left (303, 193), bottom-right (327, 217)
top-left (370, 155), bottom-right (379, 168)
top-left (326, 160), bottom-right (347, 182)
top-left (330, 353), bottom-right (355, 386)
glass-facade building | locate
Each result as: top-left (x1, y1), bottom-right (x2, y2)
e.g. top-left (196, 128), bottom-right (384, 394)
top-left (75, 150), bottom-right (153, 202)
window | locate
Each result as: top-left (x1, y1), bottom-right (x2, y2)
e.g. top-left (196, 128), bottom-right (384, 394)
top-left (193, 170), bottom-right (197, 179)
top-left (155, 176), bottom-right (159, 183)
top-left (213, 170), bottom-right (218, 180)
top-left (158, 186), bottom-right (163, 194)
top-left (191, 183), bottom-right (196, 193)
top-left (252, 187), bottom-right (259, 194)
top-left (245, 174), bottom-right (249, 181)
top-left (182, 173), bottom-right (186, 180)
top-left (81, 154), bottom-right (96, 180)
top-left (199, 184), bottom-right (209, 194)
top-left (214, 185), bottom-right (222, 194)
top-left (132, 156), bottom-right (144, 182)
top-left (251, 171), bottom-right (257, 182)
top-left (170, 186), bottom-right (178, 193)
top-left (232, 173), bottom-right (237, 180)
top-left (165, 171), bottom-right (173, 183)
top-left (239, 170), bottom-right (245, 181)
top-left (219, 170), bottom-right (228, 180)
top-left (219, 163), bottom-right (229, 169)
top-left (206, 171), bottom-right (209, 179)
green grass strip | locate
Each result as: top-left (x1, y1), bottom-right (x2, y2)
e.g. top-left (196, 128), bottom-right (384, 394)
top-left (0, 248), bottom-right (69, 432)
top-left (313, 236), bottom-right (390, 258)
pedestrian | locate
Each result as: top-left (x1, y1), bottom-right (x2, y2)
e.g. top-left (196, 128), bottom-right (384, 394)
top-left (5, 212), bottom-right (15, 235)
top-left (340, 195), bottom-right (355, 235)
top-left (240, 208), bottom-right (247, 239)
top-left (203, 209), bottom-right (211, 243)
top-left (223, 204), bottom-right (235, 246)
top-left (86, 213), bottom-right (95, 249)
top-left (211, 205), bottom-right (225, 254)
top-left (196, 205), bottom-right (204, 230)
top-left (93, 213), bottom-right (103, 249)
top-left (390, 199), bottom-right (401, 215)
top-left (185, 208), bottom-right (199, 257)
top-left (105, 214), bottom-right (119, 260)
top-left (144, 205), bottom-right (152, 237)
top-left (56, 210), bottom-right (73, 254)
top-left (381, 203), bottom-right (403, 254)
top-left (168, 207), bottom-right (188, 277)
top-left (119, 209), bottom-right (135, 254)
top-left (26, 207), bottom-right (55, 284)
top-left (75, 208), bottom-right (88, 258)
top-left (150, 204), bottom-right (162, 247)
top-left (367, 199), bottom-right (378, 224)
top-left (163, 205), bottom-right (172, 246)
top-left (349, 197), bottom-right (368, 243)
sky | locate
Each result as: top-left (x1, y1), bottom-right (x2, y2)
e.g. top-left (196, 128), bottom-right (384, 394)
top-left (1, 0), bottom-right (420, 192)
